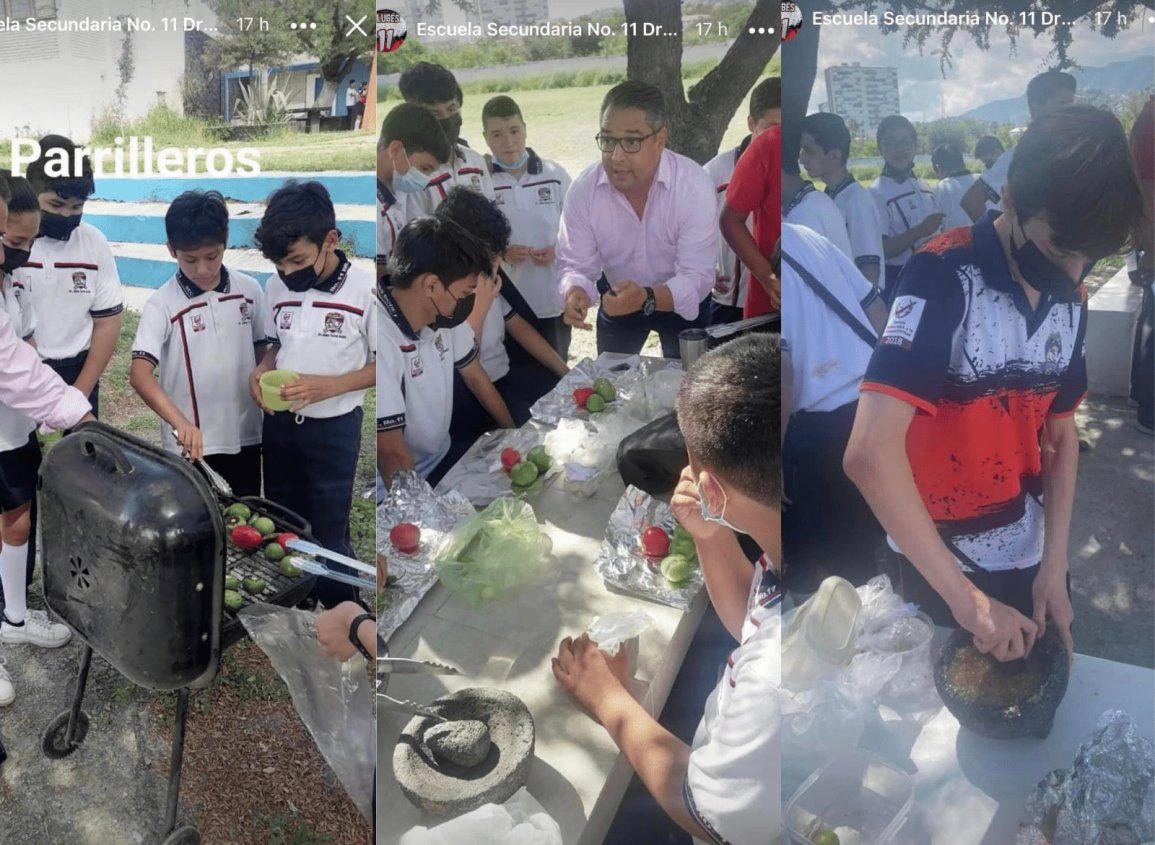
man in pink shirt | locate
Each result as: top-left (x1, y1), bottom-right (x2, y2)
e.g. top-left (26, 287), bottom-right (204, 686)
top-left (556, 81), bottom-right (717, 358)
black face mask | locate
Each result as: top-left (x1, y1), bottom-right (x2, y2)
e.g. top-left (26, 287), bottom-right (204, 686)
top-left (0, 246), bottom-right (32, 274)
top-left (881, 161), bottom-right (914, 183)
top-left (1010, 222), bottom-right (1089, 298)
top-left (278, 247), bottom-right (326, 293)
top-left (40, 211), bottom-right (82, 241)
top-left (439, 113), bottom-right (463, 145)
top-left (432, 283), bottom-right (475, 330)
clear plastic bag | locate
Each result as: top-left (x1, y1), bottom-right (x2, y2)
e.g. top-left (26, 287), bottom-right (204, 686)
top-left (586, 610), bottom-right (653, 655)
top-left (400, 788), bottom-right (562, 845)
top-left (239, 604), bottom-right (375, 820)
top-left (434, 497), bottom-right (553, 607)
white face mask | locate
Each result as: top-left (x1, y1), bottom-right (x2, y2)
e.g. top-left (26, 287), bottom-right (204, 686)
top-left (697, 477), bottom-right (746, 535)
top-left (391, 148), bottom-right (432, 194)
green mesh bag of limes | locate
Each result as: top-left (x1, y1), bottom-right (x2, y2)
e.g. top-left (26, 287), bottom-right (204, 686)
top-left (434, 497), bottom-right (552, 607)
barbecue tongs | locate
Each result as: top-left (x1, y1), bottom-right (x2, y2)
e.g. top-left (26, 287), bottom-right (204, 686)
top-left (284, 539), bottom-right (376, 591)
top-left (377, 647), bottom-right (463, 722)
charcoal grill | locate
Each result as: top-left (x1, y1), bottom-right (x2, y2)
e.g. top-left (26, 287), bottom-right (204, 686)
top-left (36, 422), bottom-right (318, 845)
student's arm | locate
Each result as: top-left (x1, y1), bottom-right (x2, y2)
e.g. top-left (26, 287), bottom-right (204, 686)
top-left (249, 343), bottom-right (280, 413)
top-left (130, 359), bottom-right (204, 460)
top-left (881, 217), bottom-right (938, 260)
top-left (280, 361), bottom-right (375, 412)
top-left (458, 358), bottom-right (514, 428)
top-left (720, 201), bottom-right (776, 306)
top-left (466, 273), bottom-right (501, 344)
top-left (506, 314), bottom-right (568, 377)
top-left (377, 429), bottom-right (417, 490)
top-left (961, 179), bottom-right (989, 223)
top-left (844, 392), bottom-right (1037, 660)
top-left (670, 466), bottom-right (753, 642)
top-left (865, 295), bottom-right (889, 335)
top-left (1035, 414), bottom-right (1078, 656)
top-left (858, 261), bottom-right (881, 286)
top-left (552, 635), bottom-right (711, 842)
top-left (315, 601), bottom-right (377, 660)
top-left (74, 314), bottom-right (120, 397)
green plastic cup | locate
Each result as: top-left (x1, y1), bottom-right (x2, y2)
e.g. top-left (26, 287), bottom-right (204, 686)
top-left (260, 370), bottom-right (300, 412)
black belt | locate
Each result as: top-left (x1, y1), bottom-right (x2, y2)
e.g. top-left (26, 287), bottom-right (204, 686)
top-left (43, 351), bottom-right (88, 369)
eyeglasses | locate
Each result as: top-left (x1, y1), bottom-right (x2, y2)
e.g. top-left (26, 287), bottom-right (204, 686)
top-left (595, 131), bottom-right (659, 154)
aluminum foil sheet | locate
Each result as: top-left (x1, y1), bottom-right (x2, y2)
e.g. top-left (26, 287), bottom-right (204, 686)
top-left (530, 353), bottom-right (679, 425)
top-left (594, 484), bottom-right (704, 611)
top-left (1016, 709), bottom-right (1154, 845)
top-left (377, 471), bottom-right (474, 643)
top-left (434, 424), bottom-right (559, 507)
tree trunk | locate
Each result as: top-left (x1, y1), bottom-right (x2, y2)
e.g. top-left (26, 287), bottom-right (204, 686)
top-left (317, 54), bottom-right (357, 109)
top-left (624, 0), bottom-right (777, 163)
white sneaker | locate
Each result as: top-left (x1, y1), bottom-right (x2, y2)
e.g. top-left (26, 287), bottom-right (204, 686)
top-left (0, 657), bottom-right (13, 706)
top-left (0, 609), bottom-right (72, 648)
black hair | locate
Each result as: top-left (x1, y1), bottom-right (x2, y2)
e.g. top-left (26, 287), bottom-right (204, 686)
top-left (875, 115), bottom-right (917, 151)
top-left (166, 190), bottom-right (229, 251)
top-left (254, 180), bottom-right (336, 261)
top-left (26, 134), bottom-right (95, 200)
top-left (932, 143), bottom-right (965, 173)
top-left (750, 77), bottom-right (781, 120)
top-left (781, 120), bottom-right (801, 176)
top-left (398, 62), bottom-right (459, 106)
top-left (1026, 70), bottom-right (1076, 112)
top-left (974, 135), bottom-right (1004, 160)
top-left (2, 174), bottom-right (40, 216)
top-left (801, 113), bottom-right (850, 166)
top-left (601, 80), bottom-right (666, 131)
top-left (386, 215), bottom-right (491, 291)
top-left (379, 102), bottom-right (451, 162)
top-left (482, 95), bottom-right (524, 129)
top-left (676, 333), bottom-right (781, 506)
top-left (433, 187), bottom-right (511, 256)
top-left (1008, 104), bottom-right (1144, 259)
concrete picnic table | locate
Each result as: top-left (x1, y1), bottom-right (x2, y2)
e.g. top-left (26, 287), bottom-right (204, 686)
top-left (784, 627), bottom-right (1155, 844)
top-left (377, 362), bottom-right (707, 845)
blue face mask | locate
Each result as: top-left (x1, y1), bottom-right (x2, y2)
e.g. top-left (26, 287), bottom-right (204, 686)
top-left (392, 149), bottom-right (432, 194)
top-left (496, 150), bottom-right (530, 170)
top-left (697, 478), bottom-right (746, 535)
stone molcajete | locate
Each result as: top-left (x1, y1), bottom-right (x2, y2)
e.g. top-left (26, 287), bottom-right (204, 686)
top-left (934, 627), bottom-right (1070, 740)
top-left (394, 687), bottom-right (535, 816)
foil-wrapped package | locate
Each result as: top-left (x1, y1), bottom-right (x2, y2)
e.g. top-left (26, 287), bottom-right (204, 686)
top-left (1017, 709), bottom-right (1154, 845)
top-left (434, 424), bottom-right (559, 506)
top-left (594, 485), bottom-right (704, 611)
top-left (377, 471), bottom-right (474, 643)
top-left (530, 353), bottom-right (680, 425)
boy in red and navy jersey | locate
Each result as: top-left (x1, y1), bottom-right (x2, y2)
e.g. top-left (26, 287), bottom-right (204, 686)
top-left (846, 106), bottom-right (1145, 664)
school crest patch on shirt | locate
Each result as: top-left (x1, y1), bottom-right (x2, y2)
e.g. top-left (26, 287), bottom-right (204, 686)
top-left (239, 301), bottom-right (251, 324)
top-left (71, 271), bottom-right (89, 292)
top-left (322, 311), bottom-right (346, 337)
top-left (434, 333), bottom-right (447, 359)
top-left (536, 186), bottom-right (553, 204)
top-left (279, 310), bottom-right (294, 330)
top-left (409, 353), bottom-right (423, 379)
top-left (191, 313), bottom-right (206, 333)
top-left (881, 295), bottom-right (926, 350)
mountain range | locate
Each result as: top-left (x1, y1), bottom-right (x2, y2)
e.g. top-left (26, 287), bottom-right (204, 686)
top-left (957, 56), bottom-right (1154, 123)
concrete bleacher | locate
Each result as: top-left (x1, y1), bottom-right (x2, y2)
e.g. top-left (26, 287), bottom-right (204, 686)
top-left (90, 173), bottom-right (374, 293)
top-left (1087, 265), bottom-right (1144, 398)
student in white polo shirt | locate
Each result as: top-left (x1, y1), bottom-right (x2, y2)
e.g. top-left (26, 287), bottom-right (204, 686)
top-left (781, 223), bottom-right (887, 589)
top-left (931, 144), bottom-right (980, 231)
top-left (397, 62), bottom-right (495, 220)
top-left (554, 335), bottom-right (782, 844)
top-left (799, 112), bottom-right (885, 287)
top-left (867, 115), bottom-right (944, 302)
top-left (250, 181), bottom-right (376, 609)
top-left (704, 77), bottom-right (781, 325)
top-left (130, 191), bottom-right (266, 496)
top-left (481, 94), bottom-right (574, 359)
top-left (781, 120), bottom-right (853, 262)
top-left (961, 71), bottom-right (1076, 223)
top-left (20, 135), bottom-right (123, 415)
top-left (377, 215), bottom-right (514, 490)
top-left (376, 102), bottom-right (452, 278)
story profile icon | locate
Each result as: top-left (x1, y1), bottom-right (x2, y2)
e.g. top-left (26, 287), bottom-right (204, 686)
top-left (782, 1), bottom-right (803, 42)
top-left (377, 7), bottom-right (408, 53)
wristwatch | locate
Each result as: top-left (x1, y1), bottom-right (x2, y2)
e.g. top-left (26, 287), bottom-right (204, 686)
top-left (642, 287), bottom-right (657, 317)
top-left (349, 612), bottom-right (375, 660)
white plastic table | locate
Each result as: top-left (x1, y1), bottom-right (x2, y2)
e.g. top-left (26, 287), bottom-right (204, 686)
top-left (376, 473), bottom-right (708, 845)
top-left (794, 629), bottom-right (1155, 844)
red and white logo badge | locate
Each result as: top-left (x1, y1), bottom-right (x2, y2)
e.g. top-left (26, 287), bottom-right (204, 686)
top-left (377, 8), bottom-right (407, 53)
top-left (323, 311), bottom-right (346, 336)
top-left (71, 271), bottom-right (89, 292)
top-left (279, 310), bottom-right (294, 330)
top-left (239, 301), bottom-right (251, 323)
top-left (191, 314), bottom-right (206, 333)
top-left (782, 2), bottom-right (803, 42)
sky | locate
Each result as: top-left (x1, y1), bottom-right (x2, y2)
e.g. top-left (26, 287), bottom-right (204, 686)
top-left (804, 9), bottom-right (1155, 120)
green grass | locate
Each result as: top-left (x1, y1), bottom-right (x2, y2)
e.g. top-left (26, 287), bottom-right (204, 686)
top-left (258, 812), bottom-right (336, 845)
top-left (379, 76), bottom-right (763, 179)
top-left (103, 308), bottom-right (377, 563)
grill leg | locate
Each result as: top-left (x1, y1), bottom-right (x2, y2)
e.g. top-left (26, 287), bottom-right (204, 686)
top-left (162, 688), bottom-right (191, 835)
top-left (65, 644), bottom-right (94, 741)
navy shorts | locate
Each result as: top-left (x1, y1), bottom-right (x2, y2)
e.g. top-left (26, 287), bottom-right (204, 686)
top-left (0, 431), bottom-right (42, 512)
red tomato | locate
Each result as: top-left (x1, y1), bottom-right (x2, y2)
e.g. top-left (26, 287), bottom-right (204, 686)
top-left (275, 532), bottom-right (299, 550)
top-left (641, 527), bottom-right (671, 558)
top-left (390, 522), bottom-right (421, 554)
top-left (501, 448), bottom-right (521, 470)
top-left (573, 387), bottom-right (595, 408)
top-left (230, 525), bottom-right (263, 550)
